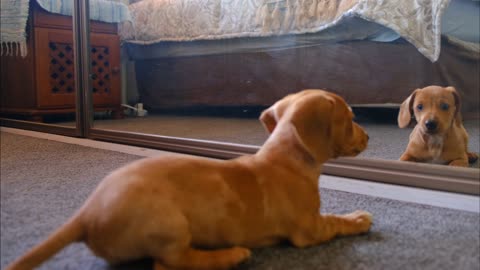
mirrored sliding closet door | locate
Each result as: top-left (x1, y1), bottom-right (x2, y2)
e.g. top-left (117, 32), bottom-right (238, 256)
top-left (85, 0), bottom-right (478, 192)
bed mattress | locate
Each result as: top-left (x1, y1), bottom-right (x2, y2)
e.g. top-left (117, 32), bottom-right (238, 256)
top-left (125, 16), bottom-right (399, 59)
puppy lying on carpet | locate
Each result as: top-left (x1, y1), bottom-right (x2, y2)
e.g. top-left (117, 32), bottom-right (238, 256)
top-left (398, 85), bottom-right (478, 167)
top-left (7, 90), bottom-right (371, 270)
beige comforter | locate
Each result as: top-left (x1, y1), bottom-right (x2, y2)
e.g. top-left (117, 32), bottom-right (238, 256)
top-left (120, 0), bottom-right (450, 62)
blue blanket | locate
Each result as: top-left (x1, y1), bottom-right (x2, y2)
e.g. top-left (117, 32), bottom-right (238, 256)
top-left (36, 0), bottom-right (131, 24)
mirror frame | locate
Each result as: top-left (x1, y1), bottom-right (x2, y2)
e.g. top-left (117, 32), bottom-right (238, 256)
top-left (0, 118), bottom-right (79, 136)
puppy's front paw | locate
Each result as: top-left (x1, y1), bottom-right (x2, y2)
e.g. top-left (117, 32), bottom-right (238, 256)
top-left (345, 210), bottom-right (373, 233)
top-left (468, 152), bottom-right (478, 164)
top-left (230, 247), bottom-right (251, 265)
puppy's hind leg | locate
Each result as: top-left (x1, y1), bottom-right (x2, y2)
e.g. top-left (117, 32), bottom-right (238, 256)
top-left (149, 208), bottom-right (250, 270)
top-left (156, 246), bottom-right (251, 270)
top-left (291, 211), bottom-right (373, 248)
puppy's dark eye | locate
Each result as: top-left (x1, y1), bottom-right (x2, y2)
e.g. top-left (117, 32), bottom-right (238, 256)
top-left (416, 104), bottom-right (423, 111)
top-left (440, 103), bottom-right (449, 111)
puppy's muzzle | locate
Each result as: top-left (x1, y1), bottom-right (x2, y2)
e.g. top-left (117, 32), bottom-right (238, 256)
top-left (350, 124), bottom-right (369, 156)
top-left (425, 120), bottom-right (438, 133)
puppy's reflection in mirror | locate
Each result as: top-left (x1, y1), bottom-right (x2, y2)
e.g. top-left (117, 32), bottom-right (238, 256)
top-left (397, 85), bottom-right (478, 167)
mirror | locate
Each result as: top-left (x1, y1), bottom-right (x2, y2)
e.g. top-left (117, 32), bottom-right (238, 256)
top-left (89, 0), bottom-right (478, 169)
top-left (1, 1), bottom-right (78, 128)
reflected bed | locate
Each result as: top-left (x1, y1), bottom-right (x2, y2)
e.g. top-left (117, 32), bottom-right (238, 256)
top-left (121, 0), bottom-right (479, 117)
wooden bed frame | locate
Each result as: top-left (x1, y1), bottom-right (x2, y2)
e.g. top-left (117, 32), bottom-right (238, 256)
top-left (0, 2), bottom-right (122, 122)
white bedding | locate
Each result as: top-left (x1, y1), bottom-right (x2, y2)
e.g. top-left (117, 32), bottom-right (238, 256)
top-left (120, 0), bottom-right (451, 62)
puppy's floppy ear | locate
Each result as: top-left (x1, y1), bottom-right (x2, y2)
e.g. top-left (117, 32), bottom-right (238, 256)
top-left (398, 90), bottom-right (417, 128)
top-left (260, 106), bottom-right (278, 134)
top-left (288, 94), bottom-right (335, 160)
top-left (445, 86), bottom-right (462, 126)
top-left (260, 97), bottom-right (292, 134)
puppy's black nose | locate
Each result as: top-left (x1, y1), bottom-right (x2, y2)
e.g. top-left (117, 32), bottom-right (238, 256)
top-left (425, 120), bottom-right (437, 131)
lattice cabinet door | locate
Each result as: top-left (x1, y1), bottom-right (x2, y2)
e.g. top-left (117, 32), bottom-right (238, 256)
top-left (35, 27), bottom-right (121, 109)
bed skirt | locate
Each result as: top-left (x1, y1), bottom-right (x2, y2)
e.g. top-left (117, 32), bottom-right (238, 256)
top-left (132, 37), bottom-right (479, 117)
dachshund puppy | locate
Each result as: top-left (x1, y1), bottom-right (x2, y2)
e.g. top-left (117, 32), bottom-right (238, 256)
top-left (6, 90), bottom-right (371, 270)
top-left (398, 85), bottom-right (478, 167)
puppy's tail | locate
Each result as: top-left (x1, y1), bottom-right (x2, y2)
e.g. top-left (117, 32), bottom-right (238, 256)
top-left (5, 215), bottom-right (85, 270)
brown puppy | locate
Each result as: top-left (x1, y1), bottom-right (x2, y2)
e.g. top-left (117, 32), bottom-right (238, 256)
top-left (6, 90), bottom-right (371, 270)
top-left (398, 85), bottom-right (478, 167)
